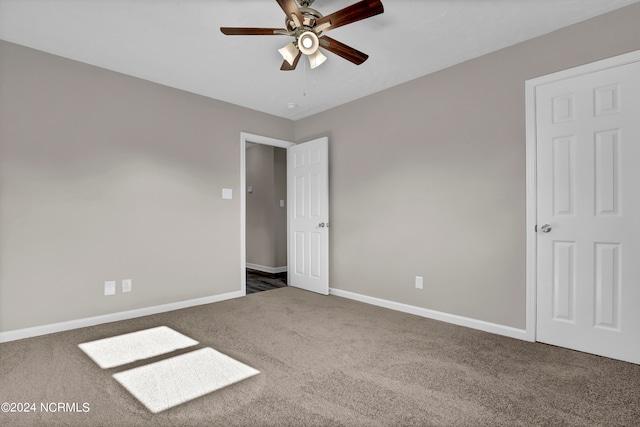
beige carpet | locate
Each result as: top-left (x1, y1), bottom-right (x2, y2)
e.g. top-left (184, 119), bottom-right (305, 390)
top-left (1, 287), bottom-right (639, 426)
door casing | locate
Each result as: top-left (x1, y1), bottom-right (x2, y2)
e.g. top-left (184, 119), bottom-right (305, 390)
top-left (524, 49), bottom-right (640, 343)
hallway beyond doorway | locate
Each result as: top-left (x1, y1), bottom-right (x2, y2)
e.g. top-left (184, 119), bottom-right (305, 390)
top-left (246, 269), bottom-right (287, 294)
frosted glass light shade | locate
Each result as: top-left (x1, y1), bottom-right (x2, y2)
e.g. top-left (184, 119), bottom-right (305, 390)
top-left (278, 42), bottom-right (299, 66)
top-left (298, 31), bottom-right (319, 55)
top-left (308, 50), bottom-right (327, 69)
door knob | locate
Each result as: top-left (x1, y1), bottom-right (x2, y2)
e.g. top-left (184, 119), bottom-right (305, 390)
top-left (318, 222), bottom-right (325, 228)
top-left (540, 224), bottom-right (552, 233)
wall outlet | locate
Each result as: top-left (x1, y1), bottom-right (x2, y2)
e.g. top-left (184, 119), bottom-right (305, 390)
top-left (104, 280), bottom-right (116, 296)
top-left (122, 279), bottom-right (132, 293)
top-left (415, 276), bottom-right (424, 290)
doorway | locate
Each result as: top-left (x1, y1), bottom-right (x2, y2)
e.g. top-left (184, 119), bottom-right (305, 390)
top-left (240, 133), bottom-right (330, 296)
top-left (240, 133), bottom-right (295, 295)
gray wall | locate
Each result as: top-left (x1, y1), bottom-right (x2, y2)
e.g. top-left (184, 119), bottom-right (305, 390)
top-left (294, 3), bottom-right (640, 329)
top-left (1, 3), bottom-right (640, 333)
top-left (0, 41), bottom-right (293, 332)
top-left (245, 145), bottom-right (287, 269)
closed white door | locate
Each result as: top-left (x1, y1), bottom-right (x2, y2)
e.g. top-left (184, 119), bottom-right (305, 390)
top-left (287, 137), bottom-right (329, 295)
top-left (535, 60), bottom-right (640, 364)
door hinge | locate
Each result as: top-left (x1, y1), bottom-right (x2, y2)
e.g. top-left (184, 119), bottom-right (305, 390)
top-left (534, 224), bottom-right (537, 232)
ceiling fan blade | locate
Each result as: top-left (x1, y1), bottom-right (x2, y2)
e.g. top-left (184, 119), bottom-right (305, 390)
top-left (315, 0), bottom-right (384, 32)
top-left (220, 27), bottom-right (286, 36)
top-left (281, 51), bottom-right (302, 71)
top-left (276, 0), bottom-right (303, 24)
top-left (320, 36), bottom-right (368, 65)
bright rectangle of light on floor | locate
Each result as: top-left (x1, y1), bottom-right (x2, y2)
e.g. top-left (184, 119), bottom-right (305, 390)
top-left (113, 347), bottom-right (260, 413)
top-left (78, 326), bottom-right (199, 369)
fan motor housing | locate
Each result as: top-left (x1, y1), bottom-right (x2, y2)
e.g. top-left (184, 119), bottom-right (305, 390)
top-left (286, 7), bottom-right (323, 33)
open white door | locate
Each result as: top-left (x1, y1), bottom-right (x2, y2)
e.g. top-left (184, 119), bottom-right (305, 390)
top-left (287, 137), bottom-right (329, 295)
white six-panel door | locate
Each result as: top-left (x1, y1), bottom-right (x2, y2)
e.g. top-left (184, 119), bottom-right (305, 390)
top-left (287, 137), bottom-right (329, 295)
top-left (535, 59), bottom-right (640, 364)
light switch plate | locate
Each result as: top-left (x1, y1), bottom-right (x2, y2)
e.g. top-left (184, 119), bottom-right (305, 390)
top-left (122, 279), bottom-right (132, 293)
top-left (104, 280), bottom-right (116, 296)
top-left (222, 188), bottom-right (233, 200)
top-left (415, 276), bottom-right (423, 290)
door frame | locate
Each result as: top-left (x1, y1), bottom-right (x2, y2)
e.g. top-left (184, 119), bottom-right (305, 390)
top-left (240, 132), bottom-right (296, 294)
top-left (524, 49), bottom-right (640, 343)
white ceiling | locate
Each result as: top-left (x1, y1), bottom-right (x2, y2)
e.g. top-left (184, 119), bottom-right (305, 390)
top-left (1, 0), bottom-right (638, 120)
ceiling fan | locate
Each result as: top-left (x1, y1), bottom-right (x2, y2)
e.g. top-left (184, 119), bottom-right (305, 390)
top-left (220, 0), bottom-right (384, 71)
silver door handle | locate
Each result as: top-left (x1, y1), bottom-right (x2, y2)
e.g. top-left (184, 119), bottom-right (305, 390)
top-left (540, 224), bottom-right (552, 233)
top-left (318, 223), bottom-right (325, 228)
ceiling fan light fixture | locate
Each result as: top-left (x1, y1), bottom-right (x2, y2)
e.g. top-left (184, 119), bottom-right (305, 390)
top-left (308, 49), bottom-right (327, 69)
top-left (297, 31), bottom-right (319, 55)
top-left (278, 42), bottom-right (300, 66)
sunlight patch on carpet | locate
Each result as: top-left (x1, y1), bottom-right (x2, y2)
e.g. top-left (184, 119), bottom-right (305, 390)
top-left (113, 347), bottom-right (260, 413)
top-left (78, 326), bottom-right (198, 369)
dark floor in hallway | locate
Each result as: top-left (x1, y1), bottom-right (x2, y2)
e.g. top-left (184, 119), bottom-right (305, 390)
top-left (246, 269), bottom-right (287, 294)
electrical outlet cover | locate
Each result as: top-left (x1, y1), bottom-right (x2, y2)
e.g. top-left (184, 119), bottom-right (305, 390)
top-left (105, 280), bottom-right (116, 296)
top-left (122, 279), bottom-right (132, 293)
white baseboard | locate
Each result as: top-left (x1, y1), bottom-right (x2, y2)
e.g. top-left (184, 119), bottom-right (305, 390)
top-left (329, 288), bottom-right (530, 341)
top-left (0, 287), bottom-right (529, 343)
top-left (246, 263), bottom-right (287, 274)
top-left (0, 290), bottom-right (244, 343)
